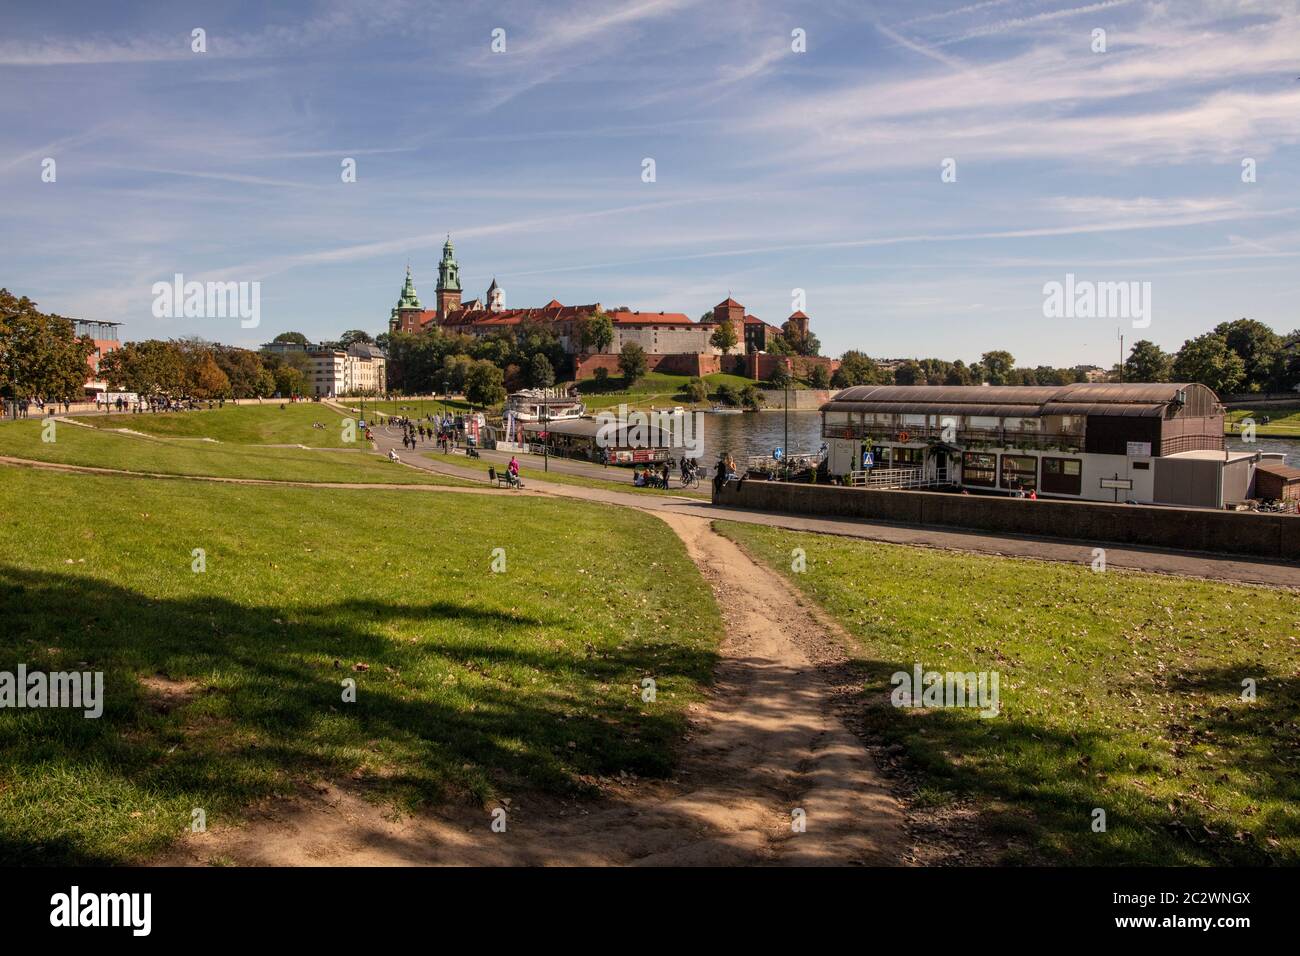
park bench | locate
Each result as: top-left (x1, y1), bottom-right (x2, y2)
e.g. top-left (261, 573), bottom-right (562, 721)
top-left (488, 466), bottom-right (523, 489)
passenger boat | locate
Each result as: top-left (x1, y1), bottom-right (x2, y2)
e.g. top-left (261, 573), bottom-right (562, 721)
top-left (504, 389), bottom-right (586, 423)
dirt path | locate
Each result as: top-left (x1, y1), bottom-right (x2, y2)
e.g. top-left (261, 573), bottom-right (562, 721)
top-left (158, 511), bottom-right (906, 866)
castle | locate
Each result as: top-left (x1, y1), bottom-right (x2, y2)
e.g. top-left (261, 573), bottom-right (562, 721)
top-left (389, 237), bottom-right (835, 381)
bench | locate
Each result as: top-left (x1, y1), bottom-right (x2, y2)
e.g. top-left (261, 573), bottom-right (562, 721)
top-left (487, 466), bottom-right (523, 489)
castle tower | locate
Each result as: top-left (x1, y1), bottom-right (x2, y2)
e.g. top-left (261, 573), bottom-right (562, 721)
top-left (436, 236), bottom-right (462, 319)
top-left (711, 296), bottom-right (745, 355)
top-left (784, 310), bottom-right (810, 341)
top-left (391, 264), bottom-right (423, 333)
top-left (486, 277), bottom-right (505, 313)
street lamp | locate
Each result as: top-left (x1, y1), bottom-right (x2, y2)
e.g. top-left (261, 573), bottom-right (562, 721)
top-left (784, 357), bottom-right (792, 476)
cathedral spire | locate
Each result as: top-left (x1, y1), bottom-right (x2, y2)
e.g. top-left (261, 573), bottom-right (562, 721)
top-left (396, 263), bottom-right (421, 309)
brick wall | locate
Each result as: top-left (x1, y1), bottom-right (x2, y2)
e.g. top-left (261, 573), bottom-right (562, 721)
top-left (573, 352), bottom-right (723, 380)
top-left (745, 352), bottom-right (841, 382)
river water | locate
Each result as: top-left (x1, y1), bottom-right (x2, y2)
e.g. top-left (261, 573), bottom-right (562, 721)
top-left (694, 410), bottom-right (1300, 467)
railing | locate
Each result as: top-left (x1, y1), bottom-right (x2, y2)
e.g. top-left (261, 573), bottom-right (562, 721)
top-left (823, 423), bottom-right (1083, 451)
top-left (847, 467), bottom-right (951, 489)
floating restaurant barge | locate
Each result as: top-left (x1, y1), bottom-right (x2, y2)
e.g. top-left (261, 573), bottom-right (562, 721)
top-left (820, 382), bottom-right (1275, 509)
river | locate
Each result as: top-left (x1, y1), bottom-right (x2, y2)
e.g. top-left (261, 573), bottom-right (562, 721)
top-left (694, 410), bottom-right (1300, 467)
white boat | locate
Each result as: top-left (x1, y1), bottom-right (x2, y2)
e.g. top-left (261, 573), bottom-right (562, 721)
top-left (504, 389), bottom-right (586, 423)
top-left (707, 405), bottom-right (743, 415)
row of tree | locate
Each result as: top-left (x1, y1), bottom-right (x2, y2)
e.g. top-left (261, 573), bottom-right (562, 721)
top-left (99, 337), bottom-right (318, 399)
top-left (824, 319), bottom-right (1300, 395)
top-left (1123, 320), bottom-right (1300, 395)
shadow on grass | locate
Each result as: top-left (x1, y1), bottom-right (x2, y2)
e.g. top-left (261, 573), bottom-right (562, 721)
top-left (0, 565), bottom-right (716, 865)
top-left (832, 656), bottom-right (1294, 866)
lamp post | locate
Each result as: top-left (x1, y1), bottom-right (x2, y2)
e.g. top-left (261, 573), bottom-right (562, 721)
top-left (784, 357), bottom-right (792, 475)
top-left (542, 399), bottom-right (550, 472)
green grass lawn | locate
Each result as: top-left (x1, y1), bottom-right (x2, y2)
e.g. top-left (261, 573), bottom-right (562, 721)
top-left (0, 419), bottom-right (462, 485)
top-left (334, 397), bottom-right (478, 419)
top-left (86, 401), bottom-right (354, 447)
top-left (576, 371), bottom-right (757, 411)
top-left (1225, 404), bottom-right (1300, 437)
top-left (0, 469), bottom-right (722, 864)
top-left (426, 451), bottom-right (711, 500)
top-left (717, 521), bottom-right (1300, 866)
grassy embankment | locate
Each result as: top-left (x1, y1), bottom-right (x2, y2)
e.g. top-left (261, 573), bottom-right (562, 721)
top-left (574, 371), bottom-right (758, 412)
top-left (0, 417), bottom-right (463, 485)
top-left (85, 401), bottom-right (355, 447)
top-left (718, 521), bottom-right (1299, 866)
top-left (0, 468), bottom-right (722, 863)
top-left (1224, 404), bottom-right (1300, 438)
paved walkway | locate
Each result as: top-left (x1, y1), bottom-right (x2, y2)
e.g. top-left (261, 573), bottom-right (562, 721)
top-left (368, 431), bottom-right (1300, 590)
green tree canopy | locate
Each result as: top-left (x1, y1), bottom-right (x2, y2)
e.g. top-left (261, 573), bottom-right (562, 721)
top-left (579, 313), bottom-right (614, 354)
top-left (1173, 332), bottom-right (1246, 395)
top-left (1125, 340), bottom-right (1172, 383)
top-left (528, 353), bottom-right (555, 388)
top-left (464, 359), bottom-right (506, 407)
top-left (618, 342), bottom-right (648, 385)
top-left (979, 350), bottom-right (1015, 385)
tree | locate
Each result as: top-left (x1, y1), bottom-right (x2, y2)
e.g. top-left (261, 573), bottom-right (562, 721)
top-left (831, 350), bottom-right (883, 388)
top-left (684, 376), bottom-right (709, 403)
top-left (1214, 318), bottom-right (1281, 392)
top-left (213, 345), bottom-right (271, 398)
top-left (766, 334), bottom-right (794, 356)
top-left (893, 360), bottom-right (924, 386)
top-left (464, 359), bottom-right (506, 407)
top-left (1173, 332), bottom-right (1246, 395)
top-left (579, 313), bottom-right (614, 354)
top-left (528, 353), bottom-right (555, 388)
top-left (592, 366), bottom-right (611, 391)
top-left (1275, 330), bottom-right (1300, 393)
top-left (338, 329), bottom-right (375, 348)
top-left (1125, 340), bottom-right (1172, 383)
top-left (710, 318), bottom-right (738, 353)
top-left (618, 342), bottom-right (648, 385)
top-left (979, 350), bottom-right (1015, 385)
top-left (714, 383), bottom-right (739, 407)
top-left (807, 364), bottom-right (831, 389)
top-left (0, 289), bottom-right (97, 403)
top-left (768, 362), bottom-right (792, 389)
top-left (273, 364), bottom-right (306, 397)
top-left (101, 339), bottom-right (186, 397)
top-left (944, 360), bottom-right (973, 386)
top-left (741, 383), bottom-right (763, 410)
top-left (272, 331), bottom-right (309, 346)
top-left (784, 326), bottom-right (821, 357)
top-left (188, 352), bottom-right (232, 399)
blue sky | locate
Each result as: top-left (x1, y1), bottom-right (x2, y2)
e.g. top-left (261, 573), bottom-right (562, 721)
top-left (2, 0), bottom-right (1298, 367)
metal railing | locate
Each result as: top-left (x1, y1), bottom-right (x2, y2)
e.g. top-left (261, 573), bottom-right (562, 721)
top-left (847, 467), bottom-right (951, 489)
top-left (823, 423), bottom-right (1083, 451)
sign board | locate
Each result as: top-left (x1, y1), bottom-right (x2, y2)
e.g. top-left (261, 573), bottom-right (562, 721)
top-left (861, 451), bottom-right (875, 468)
top-left (1099, 477), bottom-right (1133, 490)
top-left (773, 447), bottom-right (783, 461)
top-left (1126, 442), bottom-right (1152, 457)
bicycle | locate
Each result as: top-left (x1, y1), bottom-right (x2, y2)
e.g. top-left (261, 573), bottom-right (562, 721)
top-left (679, 467), bottom-right (701, 490)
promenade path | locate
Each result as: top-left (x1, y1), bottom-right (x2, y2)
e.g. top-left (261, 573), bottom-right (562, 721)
top-left (366, 426), bottom-right (1299, 591)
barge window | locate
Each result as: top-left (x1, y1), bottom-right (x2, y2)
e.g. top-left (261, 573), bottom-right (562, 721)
top-left (1041, 456), bottom-right (1082, 495)
top-left (1000, 454), bottom-right (1038, 490)
top-left (962, 452), bottom-right (997, 486)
